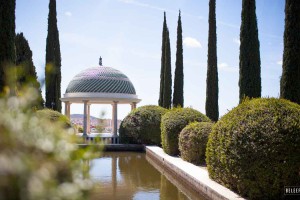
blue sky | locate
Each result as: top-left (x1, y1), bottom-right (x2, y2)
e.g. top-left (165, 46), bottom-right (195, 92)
top-left (16, 0), bottom-right (285, 119)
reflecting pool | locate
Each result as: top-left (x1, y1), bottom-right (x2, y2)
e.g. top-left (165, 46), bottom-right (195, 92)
top-left (89, 152), bottom-right (207, 200)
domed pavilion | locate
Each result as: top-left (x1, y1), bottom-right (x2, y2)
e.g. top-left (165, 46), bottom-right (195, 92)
top-left (61, 58), bottom-right (141, 143)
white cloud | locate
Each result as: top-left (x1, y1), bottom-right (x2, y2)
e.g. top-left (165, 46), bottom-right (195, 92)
top-left (261, 32), bottom-right (281, 39)
top-left (118, 0), bottom-right (200, 19)
top-left (119, 0), bottom-right (134, 3)
top-left (233, 38), bottom-right (240, 45)
top-left (219, 63), bottom-right (238, 72)
top-left (130, 49), bottom-right (160, 60)
top-left (61, 32), bottom-right (98, 48)
top-left (277, 60), bottom-right (282, 65)
top-left (197, 16), bottom-right (204, 20)
top-left (65, 11), bottom-right (72, 17)
top-left (184, 60), bottom-right (205, 67)
top-left (183, 37), bottom-right (202, 48)
top-left (218, 21), bottom-right (239, 29)
top-left (118, 0), bottom-right (165, 11)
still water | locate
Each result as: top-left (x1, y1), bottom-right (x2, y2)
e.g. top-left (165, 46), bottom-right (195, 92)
top-left (89, 152), bottom-right (207, 200)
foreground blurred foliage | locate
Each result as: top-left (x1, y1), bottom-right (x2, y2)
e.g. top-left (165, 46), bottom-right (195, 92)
top-left (0, 89), bottom-right (99, 200)
top-left (36, 109), bottom-right (72, 129)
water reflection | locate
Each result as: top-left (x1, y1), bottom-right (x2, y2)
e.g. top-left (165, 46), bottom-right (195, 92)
top-left (160, 174), bottom-right (187, 200)
top-left (89, 152), bottom-right (206, 200)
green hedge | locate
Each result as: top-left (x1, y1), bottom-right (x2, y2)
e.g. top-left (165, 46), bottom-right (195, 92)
top-left (206, 98), bottom-right (300, 199)
top-left (161, 107), bottom-right (210, 156)
top-left (119, 105), bottom-right (168, 145)
top-left (36, 109), bottom-right (72, 129)
top-left (179, 122), bottom-right (213, 165)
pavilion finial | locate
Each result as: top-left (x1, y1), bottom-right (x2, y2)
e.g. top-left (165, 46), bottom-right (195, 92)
top-left (99, 56), bottom-right (103, 66)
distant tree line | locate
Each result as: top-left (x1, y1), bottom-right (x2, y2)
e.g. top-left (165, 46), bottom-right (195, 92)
top-left (280, 0), bottom-right (300, 104)
top-left (16, 33), bottom-right (44, 109)
top-left (45, 0), bottom-right (62, 112)
top-left (0, 0), bottom-right (298, 116)
top-left (239, 0), bottom-right (261, 102)
top-left (173, 11), bottom-right (184, 108)
top-left (0, 0), bottom-right (62, 112)
top-left (159, 12), bottom-right (172, 109)
top-left (206, 0), bottom-right (218, 121)
top-left (159, 11), bottom-right (184, 109)
top-left (159, 0), bottom-right (300, 121)
top-left (0, 0), bottom-right (16, 95)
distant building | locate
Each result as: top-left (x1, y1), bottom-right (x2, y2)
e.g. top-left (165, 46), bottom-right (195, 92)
top-left (70, 116), bottom-right (121, 133)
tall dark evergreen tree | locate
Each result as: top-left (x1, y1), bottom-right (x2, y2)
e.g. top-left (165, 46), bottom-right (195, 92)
top-left (173, 10), bottom-right (184, 108)
top-left (16, 33), bottom-right (44, 108)
top-left (159, 12), bottom-right (167, 107)
top-left (45, 0), bottom-right (62, 112)
top-left (0, 0), bottom-right (16, 94)
top-left (205, 0), bottom-right (219, 121)
top-left (162, 28), bottom-right (172, 109)
top-left (280, 0), bottom-right (300, 104)
top-left (239, 0), bottom-right (261, 103)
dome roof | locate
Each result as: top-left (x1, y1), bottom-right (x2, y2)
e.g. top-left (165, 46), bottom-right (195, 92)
top-left (65, 66), bottom-right (136, 94)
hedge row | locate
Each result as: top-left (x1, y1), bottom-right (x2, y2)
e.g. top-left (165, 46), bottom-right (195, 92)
top-left (161, 107), bottom-right (210, 156)
top-left (206, 98), bottom-right (300, 199)
top-left (119, 105), bottom-right (168, 145)
top-left (179, 122), bottom-right (213, 165)
top-left (120, 99), bottom-right (300, 199)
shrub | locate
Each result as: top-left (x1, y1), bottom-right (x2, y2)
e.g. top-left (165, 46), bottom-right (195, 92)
top-left (179, 122), bottom-right (213, 165)
top-left (206, 98), bottom-right (300, 200)
top-left (119, 105), bottom-right (168, 145)
top-left (0, 95), bottom-right (97, 199)
top-left (36, 109), bottom-right (72, 128)
top-left (78, 125), bottom-right (84, 133)
top-left (161, 107), bottom-right (210, 156)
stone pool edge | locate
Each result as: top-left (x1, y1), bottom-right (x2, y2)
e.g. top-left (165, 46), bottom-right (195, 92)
top-left (146, 146), bottom-right (245, 200)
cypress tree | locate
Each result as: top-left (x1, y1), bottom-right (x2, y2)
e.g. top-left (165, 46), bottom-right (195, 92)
top-left (159, 12), bottom-right (167, 107)
top-left (239, 0), bottom-right (261, 103)
top-left (280, 0), bottom-right (300, 104)
top-left (16, 32), bottom-right (44, 108)
top-left (205, 0), bottom-right (219, 121)
top-left (162, 28), bottom-right (172, 109)
top-left (0, 0), bottom-right (16, 94)
top-left (45, 0), bottom-right (62, 112)
top-left (173, 10), bottom-right (184, 108)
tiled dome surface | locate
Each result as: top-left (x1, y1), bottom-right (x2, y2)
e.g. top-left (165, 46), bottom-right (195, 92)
top-left (66, 66), bottom-right (136, 94)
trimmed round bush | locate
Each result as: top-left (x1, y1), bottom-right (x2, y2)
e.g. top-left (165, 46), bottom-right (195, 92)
top-left (179, 122), bottom-right (213, 165)
top-left (119, 105), bottom-right (168, 145)
top-left (36, 109), bottom-right (72, 128)
top-left (161, 107), bottom-right (210, 156)
top-left (206, 98), bottom-right (300, 200)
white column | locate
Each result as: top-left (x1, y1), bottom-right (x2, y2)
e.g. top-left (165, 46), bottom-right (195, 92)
top-left (111, 108), bottom-right (114, 134)
top-left (112, 101), bottom-right (118, 143)
top-left (87, 104), bottom-right (91, 134)
top-left (67, 103), bottom-right (71, 119)
top-left (131, 102), bottom-right (137, 111)
top-left (64, 101), bottom-right (71, 119)
top-left (64, 101), bottom-right (69, 117)
top-left (83, 100), bottom-right (89, 137)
